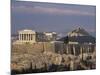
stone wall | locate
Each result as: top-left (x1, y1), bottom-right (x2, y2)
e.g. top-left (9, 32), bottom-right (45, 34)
top-left (11, 42), bottom-right (96, 74)
top-left (12, 42), bottom-right (96, 55)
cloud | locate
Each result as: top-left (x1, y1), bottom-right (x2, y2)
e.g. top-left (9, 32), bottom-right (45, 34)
top-left (12, 5), bottom-right (95, 16)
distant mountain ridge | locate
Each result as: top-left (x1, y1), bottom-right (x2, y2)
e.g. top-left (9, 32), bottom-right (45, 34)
top-left (58, 27), bottom-right (96, 44)
top-left (67, 27), bottom-right (90, 37)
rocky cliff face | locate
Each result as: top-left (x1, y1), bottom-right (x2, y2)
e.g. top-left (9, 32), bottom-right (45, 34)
top-left (11, 44), bottom-right (96, 74)
top-left (11, 52), bottom-right (79, 73)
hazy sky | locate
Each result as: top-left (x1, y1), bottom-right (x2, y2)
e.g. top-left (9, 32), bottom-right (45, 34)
top-left (11, 0), bottom-right (96, 36)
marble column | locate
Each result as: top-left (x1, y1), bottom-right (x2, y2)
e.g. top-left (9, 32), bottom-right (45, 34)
top-left (19, 34), bottom-right (20, 40)
top-left (30, 34), bottom-right (32, 40)
top-left (29, 34), bottom-right (31, 40)
top-left (80, 46), bottom-right (83, 60)
top-left (28, 34), bottom-right (30, 41)
top-left (22, 34), bottom-right (23, 40)
top-left (26, 34), bottom-right (28, 41)
top-left (80, 46), bottom-right (83, 54)
top-left (32, 34), bottom-right (33, 40)
top-left (21, 34), bottom-right (22, 40)
top-left (73, 45), bottom-right (76, 55)
top-left (20, 34), bottom-right (22, 40)
top-left (28, 34), bottom-right (29, 41)
top-left (27, 34), bottom-right (29, 41)
top-left (24, 34), bottom-right (25, 40)
top-left (23, 34), bottom-right (25, 40)
top-left (66, 45), bottom-right (69, 54)
top-left (27, 34), bottom-right (28, 41)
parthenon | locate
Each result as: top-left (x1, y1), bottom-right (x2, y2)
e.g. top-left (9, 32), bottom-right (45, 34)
top-left (13, 29), bottom-right (36, 44)
top-left (13, 29), bottom-right (57, 44)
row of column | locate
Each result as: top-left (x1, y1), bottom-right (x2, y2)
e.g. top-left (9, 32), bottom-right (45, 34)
top-left (65, 44), bottom-right (95, 55)
top-left (19, 34), bottom-right (34, 41)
